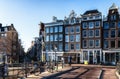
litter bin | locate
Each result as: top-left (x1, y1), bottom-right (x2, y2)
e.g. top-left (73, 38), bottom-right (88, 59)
top-left (84, 61), bottom-right (88, 65)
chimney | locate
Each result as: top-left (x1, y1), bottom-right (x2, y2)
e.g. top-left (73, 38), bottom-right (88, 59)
top-left (0, 23), bottom-right (2, 28)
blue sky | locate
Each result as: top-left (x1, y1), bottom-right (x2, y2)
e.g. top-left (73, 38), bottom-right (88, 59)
top-left (0, 0), bottom-right (119, 51)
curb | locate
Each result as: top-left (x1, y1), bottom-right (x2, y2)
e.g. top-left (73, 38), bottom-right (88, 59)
top-left (98, 69), bottom-right (103, 79)
top-left (116, 71), bottom-right (120, 79)
top-left (42, 67), bottom-right (79, 79)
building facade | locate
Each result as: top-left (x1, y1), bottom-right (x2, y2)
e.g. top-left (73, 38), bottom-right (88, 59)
top-left (45, 17), bottom-right (64, 62)
top-left (81, 9), bottom-right (102, 64)
top-left (0, 23), bottom-right (20, 63)
top-left (103, 3), bottom-right (120, 65)
top-left (64, 10), bottom-right (81, 63)
top-left (43, 3), bottom-right (120, 65)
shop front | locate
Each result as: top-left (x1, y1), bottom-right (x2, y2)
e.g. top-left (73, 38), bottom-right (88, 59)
top-left (103, 50), bottom-right (120, 65)
top-left (81, 49), bottom-right (102, 64)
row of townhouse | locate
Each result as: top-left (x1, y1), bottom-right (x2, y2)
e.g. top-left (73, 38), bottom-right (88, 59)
top-left (44, 3), bottom-right (120, 65)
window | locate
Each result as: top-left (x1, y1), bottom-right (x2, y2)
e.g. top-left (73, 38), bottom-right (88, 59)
top-left (89, 22), bottom-right (94, 29)
top-left (111, 15), bottom-right (116, 20)
top-left (83, 40), bottom-right (87, 48)
top-left (50, 27), bottom-right (53, 33)
top-left (83, 51), bottom-right (88, 60)
top-left (110, 22), bottom-right (116, 28)
top-left (104, 40), bottom-right (108, 48)
top-left (45, 27), bottom-right (49, 33)
top-left (104, 22), bottom-right (109, 29)
top-left (118, 41), bottom-right (120, 48)
top-left (118, 29), bottom-right (120, 37)
top-left (95, 29), bottom-right (100, 37)
top-left (45, 44), bottom-right (49, 51)
top-left (46, 35), bottom-right (49, 41)
top-left (111, 40), bottom-right (115, 48)
top-left (65, 27), bottom-right (69, 34)
top-left (89, 16), bottom-right (93, 19)
top-left (54, 34), bottom-right (58, 41)
top-left (65, 35), bottom-right (69, 42)
top-left (50, 35), bottom-right (53, 41)
top-left (82, 30), bottom-right (87, 37)
top-left (95, 15), bottom-right (101, 19)
top-left (1, 33), bottom-right (7, 37)
top-left (4, 27), bottom-right (8, 32)
top-left (76, 26), bottom-right (80, 33)
top-left (70, 27), bottom-right (74, 33)
top-left (95, 40), bottom-right (100, 47)
top-left (65, 43), bottom-right (69, 51)
top-left (59, 43), bottom-right (63, 51)
top-left (89, 30), bottom-right (94, 37)
top-left (71, 44), bottom-right (74, 50)
top-left (82, 22), bottom-right (87, 29)
top-left (59, 26), bottom-right (63, 32)
top-left (58, 34), bottom-right (63, 41)
top-left (76, 34), bottom-right (80, 42)
top-left (95, 21), bottom-right (100, 28)
top-left (54, 27), bottom-right (58, 32)
top-left (118, 22), bottom-right (120, 28)
top-left (76, 44), bottom-right (80, 50)
top-left (104, 30), bottom-right (109, 38)
top-left (70, 35), bottom-right (74, 42)
top-left (89, 40), bottom-right (94, 47)
top-left (83, 17), bottom-right (87, 20)
top-left (111, 30), bottom-right (115, 37)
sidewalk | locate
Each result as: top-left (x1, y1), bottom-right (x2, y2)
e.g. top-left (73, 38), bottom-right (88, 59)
top-left (24, 66), bottom-right (71, 79)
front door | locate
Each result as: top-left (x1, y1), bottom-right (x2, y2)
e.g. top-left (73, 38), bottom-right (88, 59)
top-left (105, 53), bottom-right (115, 65)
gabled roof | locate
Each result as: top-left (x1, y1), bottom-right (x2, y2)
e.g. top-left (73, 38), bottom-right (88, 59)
top-left (109, 3), bottom-right (118, 10)
top-left (83, 9), bottom-right (100, 15)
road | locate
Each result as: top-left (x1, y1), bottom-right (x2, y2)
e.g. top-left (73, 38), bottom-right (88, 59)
top-left (49, 66), bottom-right (117, 79)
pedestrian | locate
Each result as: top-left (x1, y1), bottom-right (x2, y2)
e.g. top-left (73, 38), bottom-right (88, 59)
top-left (61, 57), bottom-right (64, 68)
